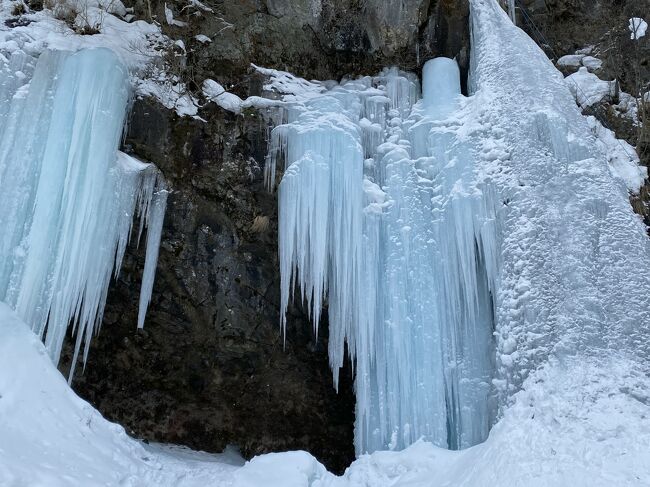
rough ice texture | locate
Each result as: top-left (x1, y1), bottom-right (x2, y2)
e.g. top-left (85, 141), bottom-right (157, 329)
top-left (269, 0), bottom-right (650, 457)
top-left (0, 48), bottom-right (167, 372)
top-left (269, 47), bottom-right (494, 454)
top-left (468, 0), bottom-right (650, 402)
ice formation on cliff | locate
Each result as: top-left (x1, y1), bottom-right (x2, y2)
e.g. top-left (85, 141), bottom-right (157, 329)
top-left (270, 0), bottom-right (650, 456)
top-left (0, 48), bottom-right (167, 372)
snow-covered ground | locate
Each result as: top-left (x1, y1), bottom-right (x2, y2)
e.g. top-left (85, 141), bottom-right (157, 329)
top-left (2, 302), bottom-right (650, 486)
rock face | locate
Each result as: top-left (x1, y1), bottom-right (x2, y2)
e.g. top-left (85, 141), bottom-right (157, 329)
top-left (129, 0), bottom-right (470, 87)
top-left (57, 0), bottom-right (474, 472)
top-left (60, 0), bottom-right (648, 473)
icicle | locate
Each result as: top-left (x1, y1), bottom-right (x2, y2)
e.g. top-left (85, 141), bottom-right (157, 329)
top-left (271, 63), bottom-right (496, 454)
top-left (0, 48), bottom-right (168, 372)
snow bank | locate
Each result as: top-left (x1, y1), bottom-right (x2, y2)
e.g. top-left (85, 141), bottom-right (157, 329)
top-left (2, 301), bottom-right (648, 486)
top-left (203, 78), bottom-right (244, 113)
top-left (565, 67), bottom-right (614, 106)
top-left (629, 17), bottom-right (648, 40)
top-left (0, 302), bottom-right (248, 487)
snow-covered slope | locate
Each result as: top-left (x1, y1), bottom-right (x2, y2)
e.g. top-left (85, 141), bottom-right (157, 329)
top-left (2, 302), bottom-right (649, 486)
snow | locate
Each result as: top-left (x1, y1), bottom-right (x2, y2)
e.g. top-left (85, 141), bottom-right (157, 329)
top-left (557, 54), bottom-right (583, 68)
top-left (0, 0), bottom-right (649, 484)
top-left (565, 66), bottom-right (614, 107)
top-left (557, 54), bottom-right (601, 72)
top-left (164, 2), bottom-right (188, 27)
top-left (195, 33), bottom-right (212, 43)
top-left (0, 303), bottom-right (246, 487)
top-left (580, 55), bottom-right (602, 71)
top-left (2, 302), bottom-right (649, 486)
top-left (203, 78), bottom-right (244, 113)
top-left (629, 17), bottom-right (647, 40)
top-left (587, 116), bottom-right (647, 191)
top-left (0, 0), bottom-right (200, 117)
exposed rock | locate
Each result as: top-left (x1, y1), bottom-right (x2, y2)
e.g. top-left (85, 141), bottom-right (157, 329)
top-left (60, 96), bottom-right (356, 472)
top-left (59, 0), bottom-right (649, 473)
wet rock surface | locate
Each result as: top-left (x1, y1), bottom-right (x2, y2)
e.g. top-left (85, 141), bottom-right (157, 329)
top-left (61, 97), bottom-right (356, 472)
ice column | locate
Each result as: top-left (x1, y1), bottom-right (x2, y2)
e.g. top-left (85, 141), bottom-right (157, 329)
top-left (273, 59), bottom-right (496, 454)
top-left (0, 48), bottom-right (167, 371)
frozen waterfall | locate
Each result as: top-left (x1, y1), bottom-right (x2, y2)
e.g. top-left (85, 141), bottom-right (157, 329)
top-left (271, 0), bottom-right (650, 456)
top-left (271, 58), bottom-right (496, 453)
top-left (0, 48), bottom-right (167, 374)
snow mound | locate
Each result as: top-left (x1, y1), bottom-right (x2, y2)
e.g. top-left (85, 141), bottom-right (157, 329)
top-left (565, 67), bottom-right (614, 107)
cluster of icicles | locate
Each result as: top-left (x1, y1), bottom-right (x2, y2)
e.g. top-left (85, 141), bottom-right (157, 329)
top-left (267, 58), bottom-right (500, 454)
top-left (0, 48), bottom-right (167, 377)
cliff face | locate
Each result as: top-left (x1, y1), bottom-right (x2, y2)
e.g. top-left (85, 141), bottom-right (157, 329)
top-left (56, 0), bottom-right (471, 472)
top-left (59, 0), bottom-right (647, 472)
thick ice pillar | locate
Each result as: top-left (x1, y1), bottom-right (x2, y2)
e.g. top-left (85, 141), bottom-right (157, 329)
top-left (0, 48), bottom-right (167, 371)
top-left (273, 59), bottom-right (496, 455)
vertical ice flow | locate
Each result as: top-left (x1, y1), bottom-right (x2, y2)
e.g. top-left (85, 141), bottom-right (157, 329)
top-left (273, 0), bottom-right (650, 456)
top-left (0, 48), bottom-right (167, 374)
top-left (272, 59), bottom-right (496, 454)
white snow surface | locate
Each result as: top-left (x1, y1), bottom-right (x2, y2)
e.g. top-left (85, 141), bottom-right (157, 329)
top-left (565, 66), bottom-right (615, 106)
top-left (557, 54), bottom-right (602, 71)
top-left (629, 17), bottom-right (648, 40)
top-left (0, 0), bottom-right (200, 117)
top-left (2, 302), bottom-right (649, 486)
top-left (203, 78), bottom-right (244, 113)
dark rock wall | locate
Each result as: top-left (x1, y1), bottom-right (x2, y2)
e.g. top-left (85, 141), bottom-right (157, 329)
top-left (58, 0), bottom-right (471, 472)
top-left (59, 0), bottom-right (647, 473)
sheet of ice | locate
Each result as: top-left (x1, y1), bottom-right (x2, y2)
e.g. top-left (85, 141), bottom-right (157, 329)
top-left (0, 48), bottom-right (166, 372)
top-left (270, 0), bottom-right (650, 458)
top-left (270, 53), bottom-right (495, 453)
top-left (468, 0), bottom-right (650, 404)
